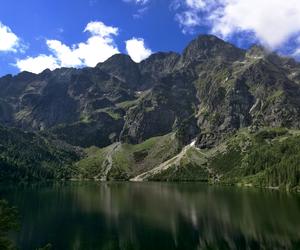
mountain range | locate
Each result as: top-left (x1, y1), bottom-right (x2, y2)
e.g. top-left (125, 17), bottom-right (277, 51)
top-left (0, 35), bottom-right (299, 191)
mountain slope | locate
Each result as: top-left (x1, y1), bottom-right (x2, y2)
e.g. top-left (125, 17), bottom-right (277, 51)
top-left (0, 34), bottom-right (300, 189)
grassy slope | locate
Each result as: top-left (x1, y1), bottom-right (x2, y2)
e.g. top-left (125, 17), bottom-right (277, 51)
top-left (75, 133), bottom-right (179, 180)
top-left (137, 146), bottom-right (210, 182)
top-left (130, 128), bottom-right (300, 191)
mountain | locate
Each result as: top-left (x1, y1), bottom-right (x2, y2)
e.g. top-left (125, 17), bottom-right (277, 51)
top-left (0, 34), bottom-right (299, 190)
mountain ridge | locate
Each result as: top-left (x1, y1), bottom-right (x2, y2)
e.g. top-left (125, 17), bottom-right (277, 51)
top-left (0, 34), bottom-right (299, 190)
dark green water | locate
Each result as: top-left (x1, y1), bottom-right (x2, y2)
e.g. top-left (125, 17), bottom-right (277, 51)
top-left (0, 182), bottom-right (300, 250)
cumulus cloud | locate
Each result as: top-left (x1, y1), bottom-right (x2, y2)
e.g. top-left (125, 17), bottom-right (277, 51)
top-left (15, 21), bottom-right (120, 73)
top-left (46, 40), bottom-right (82, 67)
top-left (174, 0), bottom-right (300, 49)
top-left (211, 0), bottom-right (300, 49)
top-left (15, 55), bottom-right (59, 74)
top-left (125, 37), bottom-right (152, 62)
top-left (84, 21), bottom-right (118, 37)
top-left (0, 22), bottom-right (20, 52)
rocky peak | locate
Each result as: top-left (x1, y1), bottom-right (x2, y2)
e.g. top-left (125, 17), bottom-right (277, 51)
top-left (97, 54), bottom-right (140, 88)
top-left (181, 34), bottom-right (245, 65)
top-left (98, 53), bottom-right (136, 67)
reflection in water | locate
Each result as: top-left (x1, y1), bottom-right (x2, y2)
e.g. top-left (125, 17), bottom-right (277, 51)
top-left (0, 182), bottom-right (300, 250)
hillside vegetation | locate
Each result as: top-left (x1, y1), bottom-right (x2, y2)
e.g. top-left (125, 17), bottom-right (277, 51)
top-left (75, 128), bottom-right (300, 191)
top-left (0, 125), bottom-right (82, 181)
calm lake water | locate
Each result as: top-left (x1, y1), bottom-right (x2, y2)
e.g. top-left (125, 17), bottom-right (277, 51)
top-left (0, 182), bottom-right (299, 250)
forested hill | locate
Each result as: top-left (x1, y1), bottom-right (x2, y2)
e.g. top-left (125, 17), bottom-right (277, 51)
top-left (0, 125), bottom-right (82, 181)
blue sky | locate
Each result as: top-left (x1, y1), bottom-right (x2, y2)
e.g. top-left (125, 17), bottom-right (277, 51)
top-left (1, 0), bottom-right (300, 76)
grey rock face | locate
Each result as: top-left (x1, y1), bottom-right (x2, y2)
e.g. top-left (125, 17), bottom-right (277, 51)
top-left (120, 70), bottom-right (198, 143)
top-left (1, 35), bottom-right (300, 148)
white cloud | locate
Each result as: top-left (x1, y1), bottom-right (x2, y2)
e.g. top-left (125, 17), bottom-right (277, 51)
top-left (174, 0), bottom-right (300, 49)
top-left (15, 55), bottom-right (59, 74)
top-left (174, 0), bottom-right (216, 34)
top-left (172, 0), bottom-right (214, 11)
top-left (74, 35), bottom-right (120, 66)
top-left (210, 0), bottom-right (300, 48)
top-left (46, 40), bottom-right (82, 67)
top-left (175, 11), bottom-right (201, 34)
top-left (185, 0), bottom-right (206, 9)
top-left (125, 37), bottom-right (152, 62)
top-left (15, 21), bottom-right (120, 73)
top-left (0, 22), bottom-right (20, 52)
top-left (15, 21), bottom-right (153, 74)
top-left (84, 21), bottom-right (118, 37)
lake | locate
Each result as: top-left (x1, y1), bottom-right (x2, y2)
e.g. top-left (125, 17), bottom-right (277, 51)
top-left (0, 182), bottom-right (299, 250)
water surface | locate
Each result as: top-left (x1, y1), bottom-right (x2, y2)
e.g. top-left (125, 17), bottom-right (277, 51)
top-left (0, 182), bottom-right (299, 250)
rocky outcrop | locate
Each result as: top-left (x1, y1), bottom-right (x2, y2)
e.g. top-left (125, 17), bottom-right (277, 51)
top-left (179, 35), bottom-right (245, 67)
top-left (120, 70), bottom-right (198, 143)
